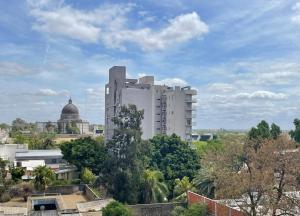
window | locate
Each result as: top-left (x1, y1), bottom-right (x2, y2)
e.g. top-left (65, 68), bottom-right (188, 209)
top-left (106, 87), bottom-right (110, 94)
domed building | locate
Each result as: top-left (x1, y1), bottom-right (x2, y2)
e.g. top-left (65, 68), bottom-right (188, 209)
top-left (36, 98), bottom-right (90, 134)
top-left (57, 98), bottom-right (89, 134)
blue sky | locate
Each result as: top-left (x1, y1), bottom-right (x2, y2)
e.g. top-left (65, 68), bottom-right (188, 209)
top-left (1, 0), bottom-right (300, 129)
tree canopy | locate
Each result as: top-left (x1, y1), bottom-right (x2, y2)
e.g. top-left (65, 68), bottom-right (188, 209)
top-left (149, 134), bottom-right (199, 198)
top-left (60, 137), bottom-right (107, 174)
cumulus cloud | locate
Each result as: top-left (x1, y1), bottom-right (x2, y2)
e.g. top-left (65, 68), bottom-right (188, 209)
top-left (0, 62), bottom-right (32, 75)
top-left (156, 78), bottom-right (187, 86)
top-left (27, 1), bottom-right (208, 51)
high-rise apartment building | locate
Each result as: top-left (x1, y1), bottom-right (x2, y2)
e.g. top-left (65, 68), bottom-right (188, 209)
top-left (105, 66), bottom-right (197, 142)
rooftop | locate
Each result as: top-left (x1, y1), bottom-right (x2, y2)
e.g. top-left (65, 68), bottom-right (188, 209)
top-left (15, 150), bottom-right (62, 158)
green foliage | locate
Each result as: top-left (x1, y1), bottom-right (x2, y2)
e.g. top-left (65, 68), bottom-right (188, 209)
top-left (193, 168), bottom-right (215, 199)
top-left (171, 206), bottom-right (187, 216)
top-left (141, 169), bottom-right (168, 203)
top-left (248, 120), bottom-right (282, 150)
top-left (186, 203), bottom-right (208, 216)
top-left (149, 134), bottom-right (199, 198)
top-left (171, 203), bottom-right (208, 216)
top-left (66, 121), bottom-right (80, 134)
top-left (0, 123), bottom-right (9, 130)
top-left (60, 137), bottom-right (107, 174)
top-left (192, 140), bottom-right (223, 157)
top-left (0, 158), bottom-right (8, 182)
top-left (102, 201), bottom-right (132, 216)
top-left (10, 167), bottom-right (25, 182)
top-left (174, 177), bottom-right (195, 201)
top-left (11, 132), bottom-right (56, 149)
top-left (81, 168), bottom-right (96, 185)
top-left (104, 104), bottom-right (145, 204)
top-left (33, 166), bottom-right (55, 191)
top-left (290, 118), bottom-right (300, 145)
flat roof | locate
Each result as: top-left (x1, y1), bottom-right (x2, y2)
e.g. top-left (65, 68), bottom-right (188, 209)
top-left (16, 149), bottom-right (62, 158)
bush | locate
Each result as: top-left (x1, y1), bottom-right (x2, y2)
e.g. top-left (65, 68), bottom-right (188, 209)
top-left (0, 193), bottom-right (11, 203)
top-left (102, 201), bottom-right (132, 216)
top-left (9, 186), bottom-right (21, 198)
top-left (71, 179), bottom-right (81, 185)
top-left (171, 206), bottom-right (187, 216)
top-left (186, 203), bottom-right (207, 216)
top-left (171, 203), bottom-right (208, 216)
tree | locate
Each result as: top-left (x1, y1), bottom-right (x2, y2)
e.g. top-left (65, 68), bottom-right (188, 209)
top-left (248, 120), bottom-right (281, 151)
top-left (104, 104), bottom-right (145, 204)
top-left (174, 177), bottom-right (195, 201)
top-left (81, 168), bottom-right (96, 185)
top-left (0, 158), bottom-right (8, 182)
top-left (193, 167), bottom-right (216, 199)
top-left (60, 137), bottom-right (107, 174)
top-left (141, 169), bottom-right (168, 203)
top-left (102, 201), bottom-right (132, 216)
top-left (270, 123), bottom-right (281, 139)
top-left (289, 118), bottom-right (300, 145)
top-left (10, 167), bottom-right (25, 182)
top-left (66, 121), bottom-right (80, 134)
top-left (205, 135), bottom-right (300, 216)
top-left (149, 134), bottom-right (199, 198)
top-left (33, 166), bottom-right (55, 191)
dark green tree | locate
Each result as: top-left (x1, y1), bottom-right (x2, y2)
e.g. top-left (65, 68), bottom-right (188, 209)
top-left (102, 201), bottom-right (132, 216)
top-left (104, 104), bottom-right (144, 204)
top-left (10, 167), bottom-right (25, 182)
top-left (290, 118), bottom-right (300, 145)
top-left (270, 123), bottom-right (281, 139)
top-left (60, 137), bottom-right (107, 174)
top-left (248, 120), bottom-right (281, 151)
top-left (149, 134), bottom-right (199, 198)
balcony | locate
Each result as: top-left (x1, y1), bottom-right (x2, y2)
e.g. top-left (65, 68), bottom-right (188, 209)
top-left (185, 98), bottom-right (197, 103)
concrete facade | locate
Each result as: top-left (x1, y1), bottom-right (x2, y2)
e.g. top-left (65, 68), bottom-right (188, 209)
top-left (105, 66), bottom-right (197, 142)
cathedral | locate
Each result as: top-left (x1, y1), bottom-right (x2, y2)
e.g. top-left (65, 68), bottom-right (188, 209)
top-left (36, 98), bottom-right (90, 134)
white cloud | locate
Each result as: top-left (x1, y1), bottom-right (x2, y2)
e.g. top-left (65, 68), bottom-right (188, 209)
top-left (292, 2), bottom-right (300, 23)
top-left (156, 78), bottom-right (187, 86)
top-left (234, 91), bottom-right (287, 100)
top-left (207, 83), bottom-right (235, 93)
top-left (0, 62), bottom-right (32, 75)
top-left (28, 1), bottom-right (208, 51)
top-left (36, 88), bottom-right (69, 96)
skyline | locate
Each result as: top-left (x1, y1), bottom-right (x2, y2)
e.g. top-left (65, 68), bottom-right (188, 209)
top-left (1, 0), bottom-right (300, 129)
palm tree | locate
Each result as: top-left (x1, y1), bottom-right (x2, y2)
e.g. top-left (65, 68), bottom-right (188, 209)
top-left (33, 166), bottom-right (55, 191)
top-left (193, 168), bottom-right (216, 199)
top-left (174, 176), bottom-right (195, 201)
top-left (142, 169), bottom-right (169, 203)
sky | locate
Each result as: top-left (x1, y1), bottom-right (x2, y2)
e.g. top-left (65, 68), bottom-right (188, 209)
top-left (1, 0), bottom-right (300, 130)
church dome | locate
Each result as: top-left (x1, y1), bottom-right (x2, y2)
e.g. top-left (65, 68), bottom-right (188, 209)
top-left (60, 99), bottom-right (80, 120)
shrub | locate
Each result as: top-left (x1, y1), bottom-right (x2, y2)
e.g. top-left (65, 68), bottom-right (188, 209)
top-left (102, 201), bottom-right (132, 216)
top-left (71, 179), bottom-right (81, 185)
top-left (9, 186), bottom-right (22, 198)
top-left (186, 203), bottom-right (207, 216)
top-left (171, 206), bottom-right (187, 216)
top-left (0, 193), bottom-right (11, 203)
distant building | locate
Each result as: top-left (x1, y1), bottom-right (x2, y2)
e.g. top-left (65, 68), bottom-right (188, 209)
top-left (0, 128), bottom-right (9, 144)
top-left (105, 66), bottom-right (197, 142)
top-left (0, 144), bottom-right (28, 163)
top-left (199, 133), bottom-right (214, 141)
top-left (36, 98), bottom-right (89, 135)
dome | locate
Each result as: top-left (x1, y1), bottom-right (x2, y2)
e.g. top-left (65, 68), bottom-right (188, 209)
top-left (60, 99), bottom-right (80, 120)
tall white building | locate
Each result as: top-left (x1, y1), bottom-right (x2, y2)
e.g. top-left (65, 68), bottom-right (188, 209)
top-left (105, 66), bottom-right (197, 142)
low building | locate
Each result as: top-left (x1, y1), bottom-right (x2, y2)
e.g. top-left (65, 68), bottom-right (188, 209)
top-left (0, 144), bottom-right (28, 164)
top-left (15, 149), bottom-right (77, 181)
